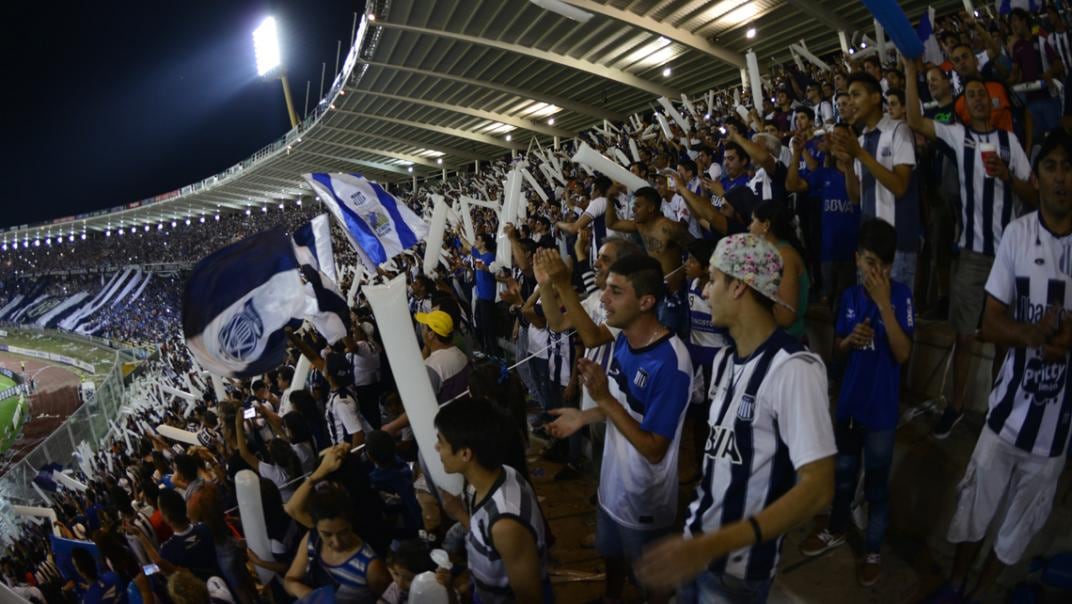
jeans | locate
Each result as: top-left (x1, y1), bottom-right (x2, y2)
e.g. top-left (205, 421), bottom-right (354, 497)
top-left (474, 298), bottom-right (498, 355)
top-left (828, 420), bottom-right (896, 553)
top-left (1027, 96), bottom-right (1061, 152)
top-left (514, 328), bottom-right (539, 396)
top-left (677, 571), bottom-right (773, 604)
top-left (528, 358), bottom-right (553, 417)
top-left (892, 251), bottom-right (917, 298)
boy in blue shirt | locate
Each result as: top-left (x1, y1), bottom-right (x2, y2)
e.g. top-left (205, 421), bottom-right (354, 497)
top-left (799, 219), bottom-right (913, 587)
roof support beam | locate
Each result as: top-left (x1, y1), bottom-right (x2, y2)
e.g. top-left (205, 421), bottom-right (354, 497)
top-left (310, 139), bottom-right (442, 168)
top-left (559, 0), bottom-right (745, 67)
top-left (334, 109), bottom-right (524, 151)
top-left (291, 148), bottom-right (412, 176)
top-left (357, 59), bottom-right (628, 122)
top-left (789, 0), bottom-right (856, 33)
top-left (347, 88), bottom-right (576, 138)
top-left (374, 20), bottom-right (678, 99)
top-left (316, 126), bottom-right (485, 161)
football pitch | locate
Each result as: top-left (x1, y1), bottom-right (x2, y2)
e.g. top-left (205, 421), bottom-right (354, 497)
top-left (0, 328), bottom-right (117, 377)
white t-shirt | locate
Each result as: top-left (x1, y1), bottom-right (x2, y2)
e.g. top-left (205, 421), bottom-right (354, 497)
top-left (258, 462), bottom-right (296, 503)
top-left (348, 342), bottom-right (381, 386)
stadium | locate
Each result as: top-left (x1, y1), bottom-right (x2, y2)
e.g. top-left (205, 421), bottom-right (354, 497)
top-left (2, 0), bottom-right (1071, 603)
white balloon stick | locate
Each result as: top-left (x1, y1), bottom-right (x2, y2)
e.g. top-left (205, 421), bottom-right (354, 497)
top-left (235, 470), bottom-right (275, 584)
top-left (628, 138), bottom-right (641, 162)
top-left (156, 424), bottom-right (200, 446)
top-left (611, 147), bottom-right (631, 168)
top-left (657, 97), bottom-right (689, 131)
top-left (111, 420), bottom-right (131, 451)
top-left (210, 374), bottom-right (227, 402)
top-left (746, 50), bottom-right (764, 112)
top-left (838, 31), bottom-right (850, 54)
top-left (520, 167), bottom-right (549, 202)
top-left (458, 199), bottom-right (477, 242)
top-left (874, 19), bottom-right (887, 59)
top-left (13, 505), bottom-right (59, 537)
top-left (56, 472), bottom-right (88, 492)
top-left (791, 42), bottom-right (830, 71)
top-left (363, 275), bottom-right (463, 495)
top-left (681, 93), bottom-right (698, 117)
top-left (423, 196), bottom-right (450, 276)
top-left (570, 142), bottom-right (649, 192)
top-left (162, 385), bottom-right (197, 402)
top-left (655, 113), bottom-right (674, 139)
top-left (461, 196), bottom-right (499, 210)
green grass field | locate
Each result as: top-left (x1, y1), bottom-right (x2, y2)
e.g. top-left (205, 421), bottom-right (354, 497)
top-left (0, 328), bottom-right (117, 377)
top-left (0, 374), bottom-right (13, 390)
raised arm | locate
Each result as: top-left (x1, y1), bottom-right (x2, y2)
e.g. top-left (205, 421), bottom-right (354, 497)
top-left (904, 60), bottom-right (936, 141)
top-left (283, 444), bottom-right (348, 528)
top-left (533, 249), bottom-right (613, 348)
top-left (605, 195), bottom-right (637, 233)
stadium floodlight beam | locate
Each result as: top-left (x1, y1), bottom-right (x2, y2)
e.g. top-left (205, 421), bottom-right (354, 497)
top-left (253, 16), bottom-right (299, 129)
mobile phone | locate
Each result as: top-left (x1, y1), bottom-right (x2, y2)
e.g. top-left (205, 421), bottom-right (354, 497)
top-left (243, 408), bottom-right (256, 420)
top-left (143, 563), bottom-right (160, 576)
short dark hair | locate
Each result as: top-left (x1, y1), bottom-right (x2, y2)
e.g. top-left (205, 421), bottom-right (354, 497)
top-left (608, 254), bottom-right (665, 304)
top-left (592, 175), bottom-right (612, 196)
top-left (634, 186), bottom-right (661, 208)
top-left (794, 106), bottom-right (814, 121)
top-left (886, 88), bottom-right (905, 105)
top-left (1009, 7), bottom-right (1030, 22)
top-left (960, 75), bottom-right (989, 94)
top-left (1034, 128), bottom-right (1072, 175)
top-left (847, 72), bottom-right (882, 96)
top-left (477, 233), bottom-right (497, 253)
top-left (723, 141), bottom-right (749, 163)
top-left (857, 218), bottom-right (897, 264)
top-left (365, 430), bottom-right (397, 466)
top-left (387, 539), bottom-right (436, 574)
top-left (602, 236), bottom-right (645, 262)
top-left (157, 488), bottom-right (188, 525)
top-left (677, 158), bottom-right (698, 176)
top-left (277, 366), bottom-right (294, 383)
top-left (630, 160), bottom-right (648, 175)
top-left (173, 454), bottom-right (199, 482)
top-left (861, 56), bottom-right (882, 70)
top-left (251, 379), bottom-right (266, 391)
top-left (435, 397), bottom-right (511, 470)
top-left (686, 239), bottom-right (718, 268)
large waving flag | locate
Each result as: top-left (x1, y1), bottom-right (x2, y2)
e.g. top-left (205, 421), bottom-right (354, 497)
top-left (182, 220), bottom-right (350, 378)
top-left (303, 173), bottom-right (429, 268)
top-left (997, 0), bottom-right (1039, 15)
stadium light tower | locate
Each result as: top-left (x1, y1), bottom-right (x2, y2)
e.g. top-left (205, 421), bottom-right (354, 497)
top-left (253, 16), bottom-right (299, 129)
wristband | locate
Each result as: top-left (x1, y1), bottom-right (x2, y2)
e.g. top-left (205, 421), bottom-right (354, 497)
top-left (748, 516), bottom-right (763, 544)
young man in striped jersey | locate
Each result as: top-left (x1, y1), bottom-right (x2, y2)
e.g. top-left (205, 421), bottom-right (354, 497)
top-left (904, 58), bottom-right (1038, 439)
top-left (935, 130), bottom-right (1072, 604)
top-left (547, 254), bottom-right (692, 604)
top-left (636, 233), bottom-right (835, 603)
top-left (435, 397), bottom-right (550, 604)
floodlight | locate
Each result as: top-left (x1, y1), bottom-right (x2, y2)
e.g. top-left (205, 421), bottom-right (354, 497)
top-left (253, 17), bottom-right (281, 76)
top-left (746, 28), bottom-right (756, 39)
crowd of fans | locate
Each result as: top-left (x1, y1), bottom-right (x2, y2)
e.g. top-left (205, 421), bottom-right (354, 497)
top-left (4, 3), bottom-right (1072, 603)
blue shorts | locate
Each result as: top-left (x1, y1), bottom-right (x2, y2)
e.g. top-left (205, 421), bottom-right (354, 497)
top-left (595, 505), bottom-right (670, 562)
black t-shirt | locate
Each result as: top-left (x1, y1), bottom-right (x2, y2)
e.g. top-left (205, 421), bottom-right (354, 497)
top-left (160, 523), bottom-right (222, 582)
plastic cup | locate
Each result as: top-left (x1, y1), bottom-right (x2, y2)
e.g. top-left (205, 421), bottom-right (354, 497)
top-left (979, 142), bottom-right (997, 177)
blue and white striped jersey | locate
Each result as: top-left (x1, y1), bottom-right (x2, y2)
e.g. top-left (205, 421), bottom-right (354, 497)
top-left (984, 211), bottom-right (1072, 458)
top-left (933, 122), bottom-right (1031, 257)
top-left (685, 330), bottom-right (836, 580)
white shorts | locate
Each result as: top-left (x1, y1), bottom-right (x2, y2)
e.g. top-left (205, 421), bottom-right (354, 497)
top-left (946, 427), bottom-right (1064, 565)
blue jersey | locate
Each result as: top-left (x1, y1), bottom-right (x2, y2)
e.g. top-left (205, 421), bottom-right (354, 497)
top-left (806, 167), bottom-right (859, 263)
top-left (835, 282), bottom-right (914, 430)
top-left (599, 332), bottom-right (693, 529)
top-left (471, 248), bottom-right (496, 301)
top-left (159, 523), bottom-right (221, 583)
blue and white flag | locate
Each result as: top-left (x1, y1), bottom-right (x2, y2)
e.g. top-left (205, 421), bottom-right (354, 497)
top-left (182, 224), bottom-right (350, 378)
top-left (292, 213), bottom-right (339, 284)
top-left (998, 0), bottom-right (1038, 15)
top-left (917, 7), bottom-right (943, 66)
top-left (303, 173), bottom-right (429, 268)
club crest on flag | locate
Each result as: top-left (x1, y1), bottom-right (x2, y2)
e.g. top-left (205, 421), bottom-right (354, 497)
top-left (366, 208), bottom-right (393, 237)
top-left (218, 299), bottom-right (264, 363)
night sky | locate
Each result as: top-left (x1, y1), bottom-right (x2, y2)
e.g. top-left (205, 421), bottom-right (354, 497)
top-left (4, 0), bottom-right (365, 229)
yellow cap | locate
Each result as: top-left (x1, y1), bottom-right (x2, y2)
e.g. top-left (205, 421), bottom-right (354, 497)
top-left (415, 310), bottom-right (453, 337)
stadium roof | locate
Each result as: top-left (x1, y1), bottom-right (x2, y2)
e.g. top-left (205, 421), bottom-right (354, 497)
top-left (6, 0), bottom-right (957, 240)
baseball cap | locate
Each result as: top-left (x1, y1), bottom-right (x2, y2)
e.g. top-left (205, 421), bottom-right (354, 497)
top-left (325, 352), bottom-right (353, 385)
top-left (415, 310), bottom-right (453, 337)
top-left (711, 233), bottom-right (794, 311)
